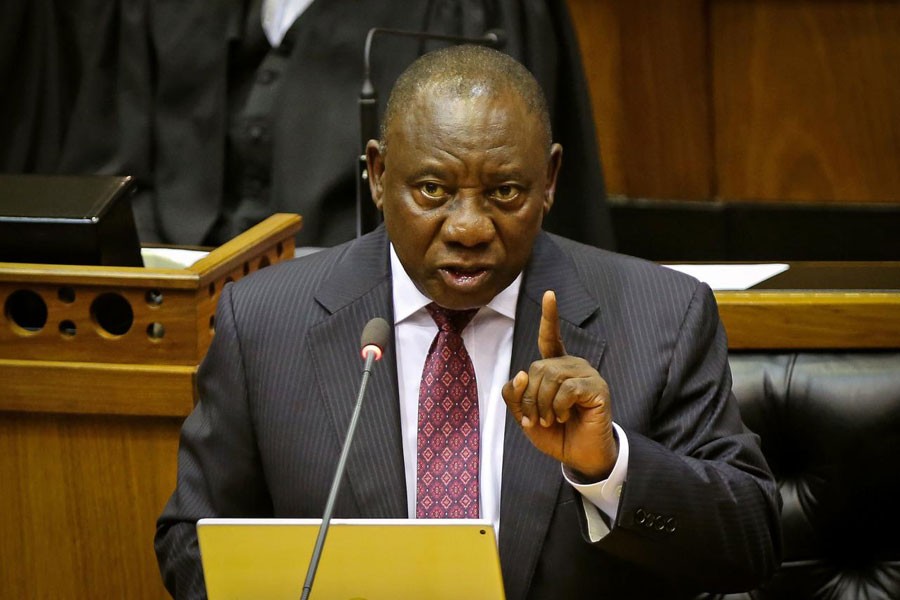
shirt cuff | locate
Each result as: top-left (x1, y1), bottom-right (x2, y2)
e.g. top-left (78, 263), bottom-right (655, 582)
top-left (562, 423), bottom-right (629, 541)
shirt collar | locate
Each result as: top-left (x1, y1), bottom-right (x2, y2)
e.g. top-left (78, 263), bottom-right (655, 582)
top-left (390, 244), bottom-right (521, 324)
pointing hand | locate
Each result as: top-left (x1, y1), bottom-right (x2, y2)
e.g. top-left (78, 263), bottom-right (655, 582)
top-left (502, 290), bottom-right (617, 480)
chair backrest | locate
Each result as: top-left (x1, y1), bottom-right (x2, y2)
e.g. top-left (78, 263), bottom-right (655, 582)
top-left (725, 352), bottom-right (900, 599)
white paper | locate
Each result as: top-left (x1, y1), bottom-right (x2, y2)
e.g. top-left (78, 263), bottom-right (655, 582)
top-left (141, 248), bottom-right (210, 269)
top-left (662, 263), bottom-right (790, 291)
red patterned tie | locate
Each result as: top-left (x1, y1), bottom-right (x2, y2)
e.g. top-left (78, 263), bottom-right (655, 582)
top-left (416, 303), bottom-right (480, 519)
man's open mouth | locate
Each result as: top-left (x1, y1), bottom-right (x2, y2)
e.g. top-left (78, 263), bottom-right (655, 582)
top-left (439, 266), bottom-right (490, 288)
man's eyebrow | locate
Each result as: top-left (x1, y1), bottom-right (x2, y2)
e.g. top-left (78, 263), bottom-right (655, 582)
top-left (486, 167), bottom-right (530, 182)
top-left (407, 165), bottom-right (451, 180)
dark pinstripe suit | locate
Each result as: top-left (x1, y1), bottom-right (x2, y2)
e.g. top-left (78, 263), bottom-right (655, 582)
top-left (155, 227), bottom-right (780, 599)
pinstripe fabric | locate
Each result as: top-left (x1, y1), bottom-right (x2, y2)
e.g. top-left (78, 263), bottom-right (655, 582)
top-left (156, 227), bottom-right (780, 600)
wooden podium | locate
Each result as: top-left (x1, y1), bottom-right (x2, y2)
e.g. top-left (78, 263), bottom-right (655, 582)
top-left (0, 214), bottom-right (301, 599)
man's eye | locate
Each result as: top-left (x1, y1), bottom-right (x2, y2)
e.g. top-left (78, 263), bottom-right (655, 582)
top-left (420, 182), bottom-right (447, 199)
top-left (490, 185), bottom-right (520, 202)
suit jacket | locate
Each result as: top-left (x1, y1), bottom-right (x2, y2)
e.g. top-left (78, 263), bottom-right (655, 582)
top-left (155, 228), bottom-right (780, 599)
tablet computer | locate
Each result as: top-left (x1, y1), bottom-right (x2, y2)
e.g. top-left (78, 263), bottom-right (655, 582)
top-left (197, 517), bottom-right (505, 599)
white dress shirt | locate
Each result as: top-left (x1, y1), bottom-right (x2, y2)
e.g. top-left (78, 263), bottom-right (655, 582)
top-left (390, 246), bottom-right (629, 540)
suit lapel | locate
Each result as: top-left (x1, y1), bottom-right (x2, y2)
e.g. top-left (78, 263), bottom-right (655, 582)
top-left (308, 227), bottom-right (407, 518)
top-left (500, 233), bottom-right (607, 600)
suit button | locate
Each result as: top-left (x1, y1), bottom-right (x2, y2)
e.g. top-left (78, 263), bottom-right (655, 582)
top-left (635, 508), bottom-right (647, 525)
top-left (665, 517), bottom-right (677, 533)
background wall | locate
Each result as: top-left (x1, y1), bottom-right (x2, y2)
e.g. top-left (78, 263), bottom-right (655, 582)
top-left (567, 0), bottom-right (900, 207)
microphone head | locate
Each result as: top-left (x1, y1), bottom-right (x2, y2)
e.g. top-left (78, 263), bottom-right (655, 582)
top-left (483, 29), bottom-right (507, 49)
top-left (360, 317), bottom-right (391, 360)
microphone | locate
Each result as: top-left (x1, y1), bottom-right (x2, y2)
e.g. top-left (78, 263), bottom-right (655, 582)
top-left (356, 27), bottom-right (508, 238)
top-left (300, 317), bottom-right (391, 600)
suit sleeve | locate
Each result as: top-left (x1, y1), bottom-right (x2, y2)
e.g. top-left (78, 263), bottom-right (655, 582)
top-left (154, 283), bottom-right (274, 599)
top-left (590, 282), bottom-right (782, 591)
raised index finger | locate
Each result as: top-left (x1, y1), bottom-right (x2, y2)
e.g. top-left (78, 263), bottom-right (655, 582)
top-left (538, 290), bottom-right (566, 359)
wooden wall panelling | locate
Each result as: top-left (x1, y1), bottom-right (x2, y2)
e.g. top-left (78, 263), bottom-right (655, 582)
top-left (712, 1), bottom-right (900, 203)
top-left (567, 0), bottom-right (714, 200)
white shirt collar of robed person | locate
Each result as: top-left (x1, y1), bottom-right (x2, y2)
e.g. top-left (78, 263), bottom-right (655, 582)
top-left (261, 0), bottom-right (316, 47)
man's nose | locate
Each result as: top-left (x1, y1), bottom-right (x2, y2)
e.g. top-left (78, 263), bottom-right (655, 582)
top-left (442, 195), bottom-right (495, 247)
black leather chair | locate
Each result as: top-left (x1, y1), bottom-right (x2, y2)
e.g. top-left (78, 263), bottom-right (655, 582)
top-left (719, 352), bottom-right (900, 599)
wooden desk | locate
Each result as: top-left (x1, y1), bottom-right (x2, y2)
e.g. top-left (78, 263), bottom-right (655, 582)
top-left (717, 262), bottom-right (900, 349)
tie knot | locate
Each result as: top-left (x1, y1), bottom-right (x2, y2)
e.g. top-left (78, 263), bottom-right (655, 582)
top-left (426, 303), bottom-right (478, 334)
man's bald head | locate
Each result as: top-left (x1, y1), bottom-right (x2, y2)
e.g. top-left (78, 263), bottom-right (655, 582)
top-left (380, 45), bottom-right (552, 155)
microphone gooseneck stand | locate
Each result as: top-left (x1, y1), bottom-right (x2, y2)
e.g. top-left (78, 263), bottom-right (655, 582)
top-left (300, 317), bottom-right (389, 600)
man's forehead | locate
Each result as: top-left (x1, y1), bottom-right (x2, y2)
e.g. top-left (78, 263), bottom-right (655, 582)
top-left (390, 89), bottom-right (527, 133)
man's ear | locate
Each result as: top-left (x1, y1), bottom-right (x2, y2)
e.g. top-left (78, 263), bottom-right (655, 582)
top-left (365, 140), bottom-right (386, 211)
top-left (543, 143), bottom-right (563, 215)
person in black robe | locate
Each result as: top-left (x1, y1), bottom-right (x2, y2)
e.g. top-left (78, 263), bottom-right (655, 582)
top-left (1, 0), bottom-right (614, 251)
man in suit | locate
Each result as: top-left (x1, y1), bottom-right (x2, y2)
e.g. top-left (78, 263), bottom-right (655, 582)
top-left (156, 45), bottom-right (780, 598)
